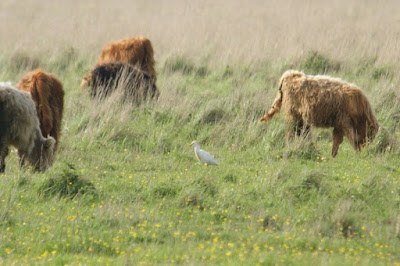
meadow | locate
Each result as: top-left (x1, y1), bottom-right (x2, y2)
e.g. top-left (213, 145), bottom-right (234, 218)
top-left (1, 0), bottom-right (400, 264)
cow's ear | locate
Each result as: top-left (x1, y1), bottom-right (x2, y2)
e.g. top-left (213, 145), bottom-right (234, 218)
top-left (45, 136), bottom-right (56, 148)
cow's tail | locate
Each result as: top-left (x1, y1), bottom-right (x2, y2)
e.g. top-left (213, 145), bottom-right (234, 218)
top-left (259, 83), bottom-right (283, 123)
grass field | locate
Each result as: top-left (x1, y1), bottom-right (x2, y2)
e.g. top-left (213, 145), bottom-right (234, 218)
top-left (1, 1), bottom-right (400, 265)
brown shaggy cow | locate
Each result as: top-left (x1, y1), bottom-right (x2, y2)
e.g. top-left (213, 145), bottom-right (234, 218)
top-left (0, 84), bottom-right (55, 172)
top-left (17, 69), bottom-right (64, 153)
top-left (85, 62), bottom-right (159, 102)
top-left (259, 70), bottom-right (380, 157)
top-left (81, 36), bottom-right (156, 88)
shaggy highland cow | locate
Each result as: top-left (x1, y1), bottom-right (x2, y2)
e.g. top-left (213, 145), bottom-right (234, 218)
top-left (85, 62), bottom-right (159, 102)
top-left (81, 36), bottom-right (156, 88)
top-left (0, 84), bottom-right (55, 172)
top-left (259, 70), bottom-right (379, 157)
top-left (17, 69), bottom-right (64, 153)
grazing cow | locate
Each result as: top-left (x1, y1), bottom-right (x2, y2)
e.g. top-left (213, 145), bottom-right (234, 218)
top-left (259, 70), bottom-right (379, 157)
top-left (85, 62), bottom-right (159, 102)
top-left (0, 84), bottom-right (55, 172)
top-left (17, 69), bottom-right (64, 153)
top-left (81, 36), bottom-right (156, 88)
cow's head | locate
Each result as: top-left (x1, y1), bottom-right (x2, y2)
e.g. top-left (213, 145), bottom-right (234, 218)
top-left (26, 135), bottom-right (56, 172)
top-left (149, 82), bottom-right (160, 100)
top-left (80, 73), bottom-right (92, 90)
top-left (367, 123), bottom-right (380, 143)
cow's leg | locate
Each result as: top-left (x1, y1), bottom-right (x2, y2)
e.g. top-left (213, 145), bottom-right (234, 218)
top-left (295, 120), bottom-right (303, 137)
top-left (345, 128), bottom-right (363, 152)
top-left (287, 123), bottom-right (297, 140)
top-left (287, 120), bottom-right (302, 139)
top-left (332, 128), bottom-right (344, 157)
top-left (17, 150), bottom-right (26, 169)
top-left (355, 126), bottom-right (368, 150)
top-left (301, 124), bottom-right (311, 139)
top-left (354, 139), bottom-right (362, 153)
top-left (294, 120), bottom-right (311, 138)
top-left (0, 146), bottom-right (9, 173)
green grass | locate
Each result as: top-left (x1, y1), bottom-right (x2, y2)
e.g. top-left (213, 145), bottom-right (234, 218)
top-left (0, 50), bottom-right (400, 265)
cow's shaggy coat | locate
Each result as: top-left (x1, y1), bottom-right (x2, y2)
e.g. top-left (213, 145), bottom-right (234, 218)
top-left (81, 36), bottom-right (156, 88)
top-left (0, 84), bottom-right (55, 172)
top-left (259, 70), bottom-right (379, 157)
top-left (85, 62), bottom-right (159, 102)
top-left (17, 69), bottom-right (64, 152)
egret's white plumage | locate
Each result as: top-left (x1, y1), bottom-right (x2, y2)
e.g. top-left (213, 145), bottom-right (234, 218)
top-left (190, 141), bottom-right (218, 166)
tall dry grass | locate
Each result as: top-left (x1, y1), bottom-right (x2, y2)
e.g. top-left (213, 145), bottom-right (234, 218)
top-left (1, 0), bottom-right (400, 65)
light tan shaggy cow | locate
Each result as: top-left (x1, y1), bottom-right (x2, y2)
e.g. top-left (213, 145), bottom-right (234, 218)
top-left (81, 36), bottom-right (156, 88)
top-left (0, 84), bottom-right (55, 172)
top-left (17, 69), bottom-right (64, 153)
top-left (259, 70), bottom-right (380, 157)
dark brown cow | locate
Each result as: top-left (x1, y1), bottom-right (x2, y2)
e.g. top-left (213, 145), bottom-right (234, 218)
top-left (86, 62), bottom-right (159, 102)
top-left (81, 36), bottom-right (156, 88)
top-left (17, 69), bottom-right (64, 153)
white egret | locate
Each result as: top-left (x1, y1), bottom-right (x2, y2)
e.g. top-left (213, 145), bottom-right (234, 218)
top-left (189, 141), bottom-right (218, 166)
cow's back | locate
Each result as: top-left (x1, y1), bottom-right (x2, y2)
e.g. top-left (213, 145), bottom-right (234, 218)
top-left (96, 37), bottom-right (156, 80)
